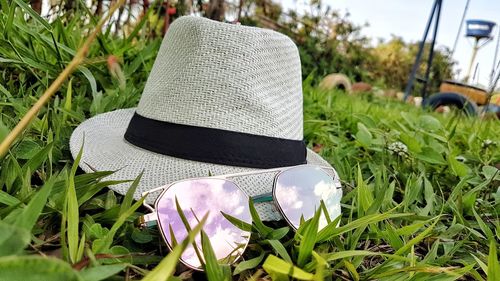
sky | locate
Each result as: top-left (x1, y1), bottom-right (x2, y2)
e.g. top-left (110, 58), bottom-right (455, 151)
top-left (280, 0), bottom-right (500, 87)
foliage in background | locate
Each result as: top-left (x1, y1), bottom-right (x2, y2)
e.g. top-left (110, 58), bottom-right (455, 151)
top-left (370, 36), bottom-right (455, 92)
top-left (241, 0), bottom-right (455, 93)
top-left (27, 0), bottom-right (456, 94)
top-left (0, 1), bottom-right (499, 280)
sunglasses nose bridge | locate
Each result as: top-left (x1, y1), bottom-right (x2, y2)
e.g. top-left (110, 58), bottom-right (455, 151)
top-left (137, 212), bottom-right (157, 229)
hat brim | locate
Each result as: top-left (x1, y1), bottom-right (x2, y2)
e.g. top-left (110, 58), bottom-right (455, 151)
top-left (70, 108), bottom-right (334, 221)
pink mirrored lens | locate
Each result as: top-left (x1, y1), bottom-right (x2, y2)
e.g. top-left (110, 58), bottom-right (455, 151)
top-left (156, 178), bottom-right (251, 269)
top-left (274, 166), bottom-right (342, 230)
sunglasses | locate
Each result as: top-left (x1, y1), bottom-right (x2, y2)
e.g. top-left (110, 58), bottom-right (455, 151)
top-left (138, 164), bottom-right (342, 270)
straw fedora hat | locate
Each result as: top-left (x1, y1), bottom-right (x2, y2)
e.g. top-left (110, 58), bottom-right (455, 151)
top-left (70, 16), bottom-right (334, 220)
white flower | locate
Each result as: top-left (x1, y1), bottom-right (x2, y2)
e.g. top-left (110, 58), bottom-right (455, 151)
top-left (482, 139), bottom-right (497, 148)
top-left (388, 141), bottom-right (408, 158)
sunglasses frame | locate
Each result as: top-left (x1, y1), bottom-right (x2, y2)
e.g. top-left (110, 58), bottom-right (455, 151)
top-left (138, 164), bottom-right (342, 270)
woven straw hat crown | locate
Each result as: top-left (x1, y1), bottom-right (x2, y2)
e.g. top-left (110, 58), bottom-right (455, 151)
top-left (136, 16), bottom-right (304, 139)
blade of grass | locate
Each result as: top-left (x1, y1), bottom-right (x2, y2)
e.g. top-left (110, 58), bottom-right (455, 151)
top-left (201, 230), bottom-right (227, 281)
top-left (266, 239), bottom-right (292, 264)
top-left (248, 198), bottom-right (273, 237)
top-left (262, 255), bottom-right (314, 281)
top-left (174, 196), bottom-right (204, 265)
top-left (0, 0), bottom-right (127, 159)
top-left (233, 252), bottom-right (266, 275)
top-left (13, 175), bottom-right (56, 231)
top-left (142, 213), bottom-right (208, 281)
top-left (488, 240), bottom-right (500, 280)
top-left (221, 211), bottom-right (252, 232)
top-left (317, 212), bottom-right (412, 243)
top-left (67, 142), bottom-right (83, 264)
top-left (12, 0), bottom-right (52, 31)
top-left (297, 208), bottom-right (321, 267)
top-left (119, 171), bottom-right (143, 216)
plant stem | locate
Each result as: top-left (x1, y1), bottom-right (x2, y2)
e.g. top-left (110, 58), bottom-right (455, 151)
top-left (0, 0), bottom-right (126, 159)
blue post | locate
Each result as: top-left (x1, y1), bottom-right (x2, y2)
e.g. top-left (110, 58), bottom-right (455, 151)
top-left (403, 0), bottom-right (442, 101)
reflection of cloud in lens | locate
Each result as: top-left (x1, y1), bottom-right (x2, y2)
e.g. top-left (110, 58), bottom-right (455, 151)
top-left (166, 180), bottom-right (244, 225)
top-left (276, 166), bottom-right (343, 230)
top-left (233, 205), bottom-right (245, 215)
top-left (171, 225), bottom-right (249, 268)
top-left (156, 179), bottom-right (252, 269)
top-left (210, 226), bottom-right (248, 260)
top-left (314, 180), bottom-right (342, 230)
top-left (276, 185), bottom-right (304, 209)
top-left (313, 180), bottom-right (330, 196)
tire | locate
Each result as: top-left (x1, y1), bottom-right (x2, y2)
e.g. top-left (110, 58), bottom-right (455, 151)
top-left (422, 92), bottom-right (479, 116)
top-left (318, 73), bottom-right (352, 93)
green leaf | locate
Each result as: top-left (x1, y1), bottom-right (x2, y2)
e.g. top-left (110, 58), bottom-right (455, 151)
top-left (263, 255), bottom-right (314, 281)
top-left (173, 197), bottom-right (203, 263)
top-left (119, 171), bottom-right (142, 216)
top-left (420, 176), bottom-right (435, 216)
top-left (267, 239), bottom-right (292, 263)
top-left (418, 115), bottom-right (442, 131)
top-left (344, 260), bottom-right (359, 281)
top-left (312, 251), bottom-right (327, 281)
top-left (400, 133), bottom-right (422, 153)
top-left (221, 211), bottom-right (252, 232)
top-left (324, 250), bottom-right (408, 262)
top-left (142, 213), bottom-right (207, 281)
top-left (382, 224), bottom-right (404, 250)
top-left (14, 175), bottom-right (55, 231)
top-left (0, 221), bottom-right (31, 256)
top-left (267, 226), bottom-right (290, 240)
top-left (482, 166), bottom-right (500, 181)
top-left (201, 231), bottom-right (228, 281)
top-left (472, 207), bottom-right (494, 241)
top-left (394, 217), bottom-right (439, 256)
top-left (13, 140), bottom-right (42, 159)
top-left (80, 264), bottom-right (126, 281)
top-left (0, 255), bottom-right (82, 281)
top-left (487, 239), bottom-right (500, 280)
top-left (317, 212), bottom-right (412, 243)
top-left (22, 142), bottom-right (54, 174)
top-left (297, 208), bottom-right (321, 267)
top-left (98, 197), bottom-right (145, 253)
top-left (62, 78), bottom-right (73, 124)
top-left (249, 198), bottom-right (273, 237)
top-left (233, 252), bottom-right (265, 275)
top-left (0, 118), bottom-right (10, 144)
top-left (356, 122), bottom-right (372, 147)
top-left (12, 0), bottom-right (52, 31)
top-left (415, 147), bottom-right (446, 165)
top-left (471, 254), bottom-right (488, 276)
top-left (78, 66), bottom-right (98, 97)
top-left (448, 155), bottom-right (468, 177)
top-left (76, 233), bottom-right (86, 264)
top-left (67, 143), bottom-right (83, 264)
top-left (4, 1), bottom-right (16, 36)
top-left (356, 165), bottom-right (373, 213)
top-left (0, 190), bottom-right (21, 206)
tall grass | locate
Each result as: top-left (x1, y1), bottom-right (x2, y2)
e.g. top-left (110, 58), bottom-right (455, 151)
top-left (0, 2), bottom-right (499, 280)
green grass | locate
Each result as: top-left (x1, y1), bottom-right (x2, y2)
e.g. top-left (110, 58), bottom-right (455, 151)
top-left (0, 2), bottom-right (499, 280)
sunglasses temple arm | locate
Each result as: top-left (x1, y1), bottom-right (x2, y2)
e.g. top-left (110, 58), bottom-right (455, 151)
top-left (251, 192), bottom-right (273, 203)
top-left (137, 212), bottom-right (158, 229)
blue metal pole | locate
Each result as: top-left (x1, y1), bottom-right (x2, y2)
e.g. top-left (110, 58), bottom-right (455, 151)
top-left (421, 0), bottom-right (442, 99)
top-left (403, 0), bottom-right (440, 101)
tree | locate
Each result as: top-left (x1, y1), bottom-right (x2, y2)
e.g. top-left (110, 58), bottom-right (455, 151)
top-left (206, 0), bottom-right (226, 21)
top-left (30, 0), bottom-right (42, 14)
